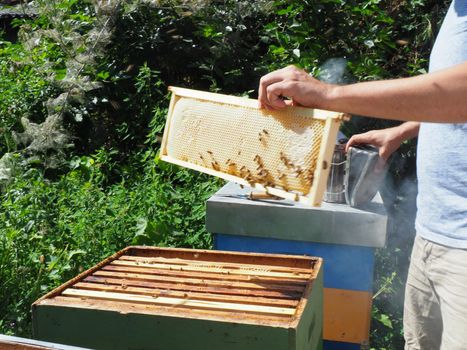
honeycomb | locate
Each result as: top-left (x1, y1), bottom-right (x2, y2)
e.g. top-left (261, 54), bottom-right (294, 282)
top-left (162, 87), bottom-right (343, 204)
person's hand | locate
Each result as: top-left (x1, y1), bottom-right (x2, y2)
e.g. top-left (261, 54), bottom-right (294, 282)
top-left (346, 127), bottom-right (403, 161)
top-left (258, 65), bottom-right (335, 110)
top-left (346, 127), bottom-right (404, 172)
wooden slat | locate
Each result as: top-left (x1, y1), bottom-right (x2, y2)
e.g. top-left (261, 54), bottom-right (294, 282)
top-left (167, 86), bottom-right (339, 121)
top-left (0, 342), bottom-right (48, 350)
top-left (103, 264), bottom-right (307, 285)
top-left (110, 259), bottom-right (310, 281)
top-left (62, 289), bottom-right (297, 316)
top-left (82, 276), bottom-right (302, 300)
top-left (73, 282), bottom-right (299, 308)
top-left (49, 295), bottom-right (293, 325)
top-left (118, 255), bottom-right (313, 275)
top-left (168, 86), bottom-right (260, 110)
top-left (160, 93), bottom-right (179, 161)
top-left (309, 117), bottom-right (341, 206)
top-left (91, 270), bottom-right (305, 293)
top-left (34, 247), bottom-right (323, 328)
top-left (126, 246), bottom-right (318, 270)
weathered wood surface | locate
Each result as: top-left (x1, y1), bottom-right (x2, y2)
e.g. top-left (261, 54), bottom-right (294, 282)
top-left (34, 246), bottom-right (321, 327)
top-left (33, 246), bottom-right (324, 350)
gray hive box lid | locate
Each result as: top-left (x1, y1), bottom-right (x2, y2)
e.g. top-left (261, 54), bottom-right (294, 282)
top-left (206, 182), bottom-right (388, 248)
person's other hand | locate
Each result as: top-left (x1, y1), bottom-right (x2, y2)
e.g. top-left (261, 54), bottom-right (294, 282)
top-left (346, 127), bottom-right (403, 172)
top-left (258, 65), bottom-right (334, 110)
top-left (346, 127), bottom-right (403, 161)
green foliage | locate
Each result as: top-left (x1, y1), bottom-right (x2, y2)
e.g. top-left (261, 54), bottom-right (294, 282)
top-left (0, 39), bottom-right (56, 154)
top-left (0, 0), bottom-right (452, 346)
top-left (0, 145), bottom-right (221, 335)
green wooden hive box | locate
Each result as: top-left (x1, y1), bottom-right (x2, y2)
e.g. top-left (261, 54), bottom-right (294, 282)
top-left (32, 246), bottom-right (323, 350)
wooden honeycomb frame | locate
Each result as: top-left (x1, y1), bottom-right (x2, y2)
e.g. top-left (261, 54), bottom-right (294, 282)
top-left (161, 87), bottom-right (346, 206)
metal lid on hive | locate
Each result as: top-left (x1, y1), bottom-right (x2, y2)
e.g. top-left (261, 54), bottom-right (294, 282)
top-left (206, 182), bottom-right (388, 248)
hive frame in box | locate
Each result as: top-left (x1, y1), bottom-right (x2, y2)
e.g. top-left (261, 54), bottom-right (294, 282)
top-left (32, 246), bottom-right (323, 350)
top-left (160, 87), bottom-right (347, 206)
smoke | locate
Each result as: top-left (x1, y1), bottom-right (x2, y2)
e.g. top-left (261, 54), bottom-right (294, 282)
top-left (317, 57), bottom-right (355, 85)
top-left (318, 59), bottom-right (419, 328)
top-left (317, 58), bottom-right (358, 141)
top-left (376, 172), bottom-right (418, 329)
top-left (317, 57), bottom-right (419, 247)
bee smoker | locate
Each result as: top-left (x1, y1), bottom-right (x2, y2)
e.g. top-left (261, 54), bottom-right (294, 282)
top-left (324, 139), bottom-right (347, 203)
top-left (324, 140), bottom-right (387, 207)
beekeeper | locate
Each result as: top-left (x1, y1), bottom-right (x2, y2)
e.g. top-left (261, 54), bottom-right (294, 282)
top-left (258, 1), bottom-right (467, 349)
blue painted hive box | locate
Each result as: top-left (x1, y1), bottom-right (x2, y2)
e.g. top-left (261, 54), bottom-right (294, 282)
top-left (33, 246), bottom-right (323, 350)
top-left (207, 183), bottom-right (388, 350)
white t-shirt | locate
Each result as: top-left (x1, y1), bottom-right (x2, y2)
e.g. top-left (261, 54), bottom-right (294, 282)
top-left (416, 0), bottom-right (467, 247)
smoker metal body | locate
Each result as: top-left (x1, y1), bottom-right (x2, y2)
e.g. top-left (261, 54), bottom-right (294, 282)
top-left (207, 182), bottom-right (388, 350)
top-left (324, 143), bottom-right (346, 204)
top-left (325, 144), bottom-right (387, 208)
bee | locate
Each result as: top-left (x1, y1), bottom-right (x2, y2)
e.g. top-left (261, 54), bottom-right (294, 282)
top-left (211, 162), bottom-right (220, 171)
top-left (280, 152), bottom-right (293, 168)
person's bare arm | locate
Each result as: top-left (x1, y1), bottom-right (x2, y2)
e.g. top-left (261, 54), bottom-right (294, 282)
top-left (258, 62), bottom-right (467, 123)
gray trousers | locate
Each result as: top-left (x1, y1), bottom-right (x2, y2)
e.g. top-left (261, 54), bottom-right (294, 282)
top-left (404, 235), bottom-right (467, 350)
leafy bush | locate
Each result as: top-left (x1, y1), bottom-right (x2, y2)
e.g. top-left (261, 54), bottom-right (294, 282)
top-left (0, 144), bottom-right (221, 335)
